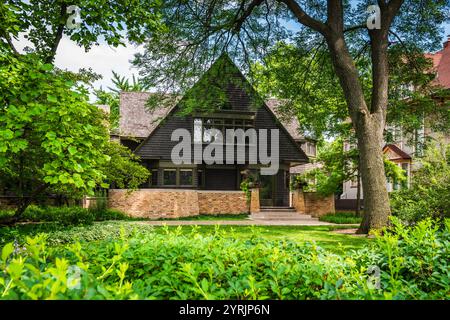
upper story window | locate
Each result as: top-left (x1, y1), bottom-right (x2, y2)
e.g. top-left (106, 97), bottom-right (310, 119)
top-left (193, 117), bottom-right (254, 144)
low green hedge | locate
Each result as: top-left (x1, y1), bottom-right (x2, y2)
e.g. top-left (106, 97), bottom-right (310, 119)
top-left (0, 205), bottom-right (130, 226)
top-left (0, 218), bottom-right (448, 299)
top-left (319, 212), bottom-right (362, 224)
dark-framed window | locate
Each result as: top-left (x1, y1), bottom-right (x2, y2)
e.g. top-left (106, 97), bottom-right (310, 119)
top-left (163, 169), bottom-right (177, 186)
top-left (179, 169), bottom-right (193, 186)
top-left (198, 169), bottom-right (204, 187)
top-left (151, 169), bottom-right (158, 186)
top-left (193, 117), bottom-right (254, 144)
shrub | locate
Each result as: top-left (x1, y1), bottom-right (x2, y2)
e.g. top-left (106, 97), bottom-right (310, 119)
top-left (0, 218), bottom-right (448, 299)
top-left (390, 141), bottom-right (450, 225)
top-left (22, 206), bottom-right (95, 226)
top-left (319, 212), bottom-right (362, 224)
top-left (0, 206), bottom-right (131, 227)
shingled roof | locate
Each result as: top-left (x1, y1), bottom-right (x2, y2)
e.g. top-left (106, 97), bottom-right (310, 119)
top-left (119, 92), bottom-right (176, 139)
top-left (425, 35), bottom-right (450, 89)
top-left (119, 94), bottom-right (307, 141)
top-left (119, 92), bottom-right (305, 141)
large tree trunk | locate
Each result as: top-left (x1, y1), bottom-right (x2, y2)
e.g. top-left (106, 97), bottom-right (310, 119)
top-left (355, 116), bottom-right (390, 233)
top-left (355, 157), bottom-right (361, 217)
top-left (279, 0), bottom-right (403, 233)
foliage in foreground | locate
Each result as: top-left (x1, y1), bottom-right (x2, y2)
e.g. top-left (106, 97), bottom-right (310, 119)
top-left (0, 218), bottom-right (448, 300)
top-left (319, 212), bottom-right (362, 224)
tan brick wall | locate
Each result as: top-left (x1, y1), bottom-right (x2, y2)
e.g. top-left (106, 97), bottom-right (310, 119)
top-left (198, 191), bottom-right (249, 215)
top-left (108, 189), bottom-right (249, 218)
top-left (250, 188), bottom-right (260, 214)
top-left (303, 192), bottom-right (335, 217)
top-left (108, 189), bottom-right (199, 219)
top-left (292, 189), bottom-right (305, 213)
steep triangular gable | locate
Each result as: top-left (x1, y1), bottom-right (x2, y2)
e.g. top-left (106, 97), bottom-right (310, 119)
top-left (134, 54), bottom-right (308, 164)
top-left (383, 144), bottom-right (412, 161)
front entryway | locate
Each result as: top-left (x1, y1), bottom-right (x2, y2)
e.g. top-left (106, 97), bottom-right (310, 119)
top-left (259, 174), bottom-right (274, 207)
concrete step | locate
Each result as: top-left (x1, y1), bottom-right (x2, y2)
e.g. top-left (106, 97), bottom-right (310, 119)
top-left (250, 213), bottom-right (313, 220)
top-left (260, 207), bottom-right (296, 212)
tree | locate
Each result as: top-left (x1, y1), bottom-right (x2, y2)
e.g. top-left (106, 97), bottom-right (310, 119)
top-left (0, 54), bottom-right (150, 223)
top-left (1, 0), bottom-right (163, 62)
top-left (101, 141), bottom-right (150, 190)
top-left (0, 54), bottom-right (109, 221)
top-left (132, 0), bottom-right (449, 233)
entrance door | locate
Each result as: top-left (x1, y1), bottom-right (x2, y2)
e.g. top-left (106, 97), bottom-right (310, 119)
top-left (259, 174), bottom-right (274, 207)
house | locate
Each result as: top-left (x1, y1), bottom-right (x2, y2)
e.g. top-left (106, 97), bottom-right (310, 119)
top-left (108, 54), bottom-right (319, 218)
top-left (340, 35), bottom-right (450, 201)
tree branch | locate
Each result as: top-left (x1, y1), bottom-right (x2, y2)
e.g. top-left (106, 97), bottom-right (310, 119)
top-left (279, 0), bottom-right (329, 36)
top-left (368, 0), bottom-right (404, 114)
top-left (233, 0), bottom-right (264, 33)
top-left (45, 3), bottom-right (68, 63)
top-left (1, 32), bottom-right (20, 56)
top-left (327, 0), bottom-right (344, 34)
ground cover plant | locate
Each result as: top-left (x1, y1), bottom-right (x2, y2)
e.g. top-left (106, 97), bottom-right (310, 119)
top-left (0, 218), bottom-right (448, 300)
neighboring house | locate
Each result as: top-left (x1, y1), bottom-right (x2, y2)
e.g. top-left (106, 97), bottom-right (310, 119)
top-left (114, 54), bottom-right (310, 208)
top-left (341, 36), bottom-right (450, 201)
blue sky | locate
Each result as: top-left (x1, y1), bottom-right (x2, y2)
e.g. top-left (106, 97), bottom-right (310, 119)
top-left (13, 4), bottom-right (450, 101)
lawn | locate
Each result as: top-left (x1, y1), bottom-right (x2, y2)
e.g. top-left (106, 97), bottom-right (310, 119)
top-left (157, 213), bottom-right (250, 221)
top-left (0, 220), bottom-right (367, 253)
top-left (151, 224), bottom-right (367, 252)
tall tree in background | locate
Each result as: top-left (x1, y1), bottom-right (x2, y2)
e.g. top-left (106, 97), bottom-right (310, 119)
top-left (133, 0), bottom-right (449, 233)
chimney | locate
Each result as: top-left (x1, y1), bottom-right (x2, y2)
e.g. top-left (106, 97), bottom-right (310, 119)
top-left (444, 35), bottom-right (450, 49)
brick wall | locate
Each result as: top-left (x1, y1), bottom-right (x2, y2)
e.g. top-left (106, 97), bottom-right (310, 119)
top-left (198, 191), bottom-right (248, 215)
top-left (108, 189), bottom-right (199, 219)
top-left (303, 192), bottom-right (335, 217)
top-left (108, 189), bottom-right (249, 218)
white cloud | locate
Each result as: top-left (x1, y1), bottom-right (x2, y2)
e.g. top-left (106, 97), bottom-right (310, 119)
top-left (13, 34), bottom-right (143, 101)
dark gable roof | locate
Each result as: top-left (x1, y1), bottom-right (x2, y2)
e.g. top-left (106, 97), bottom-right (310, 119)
top-left (383, 144), bottom-right (412, 160)
top-left (119, 93), bottom-right (306, 142)
top-left (130, 54), bottom-right (308, 164)
top-left (119, 57), bottom-right (307, 142)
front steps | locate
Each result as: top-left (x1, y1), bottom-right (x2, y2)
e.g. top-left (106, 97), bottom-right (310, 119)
top-left (251, 207), bottom-right (313, 221)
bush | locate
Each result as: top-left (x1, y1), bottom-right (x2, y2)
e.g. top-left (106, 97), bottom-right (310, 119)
top-left (390, 142), bottom-right (450, 224)
top-left (22, 206), bottom-right (95, 226)
top-left (319, 212), bottom-right (362, 224)
top-left (0, 206), bottom-right (131, 227)
top-left (0, 218), bottom-right (448, 299)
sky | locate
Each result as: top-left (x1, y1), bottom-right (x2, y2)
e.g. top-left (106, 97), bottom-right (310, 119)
top-left (13, 8), bottom-right (450, 102)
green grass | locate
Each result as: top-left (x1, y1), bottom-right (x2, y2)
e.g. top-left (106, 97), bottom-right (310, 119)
top-left (151, 224), bottom-right (367, 252)
top-left (157, 213), bottom-right (250, 221)
top-left (319, 212), bottom-right (363, 224)
top-left (0, 220), bottom-right (368, 253)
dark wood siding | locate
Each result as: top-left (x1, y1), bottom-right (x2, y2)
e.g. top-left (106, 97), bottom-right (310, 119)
top-left (135, 113), bottom-right (193, 160)
top-left (205, 168), bottom-right (237, 190)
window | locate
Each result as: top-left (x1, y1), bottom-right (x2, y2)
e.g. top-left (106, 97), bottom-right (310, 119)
top-left (193, 117), bottom-right (254, 144)
top-left (151, 169), bottom-right (158, 186)
top-left (198, 170), bottom-right (203, 187)
top-left (163, 169), bottom-right (176, 186)
top-left (179, 169), bottom-right (193, 186)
